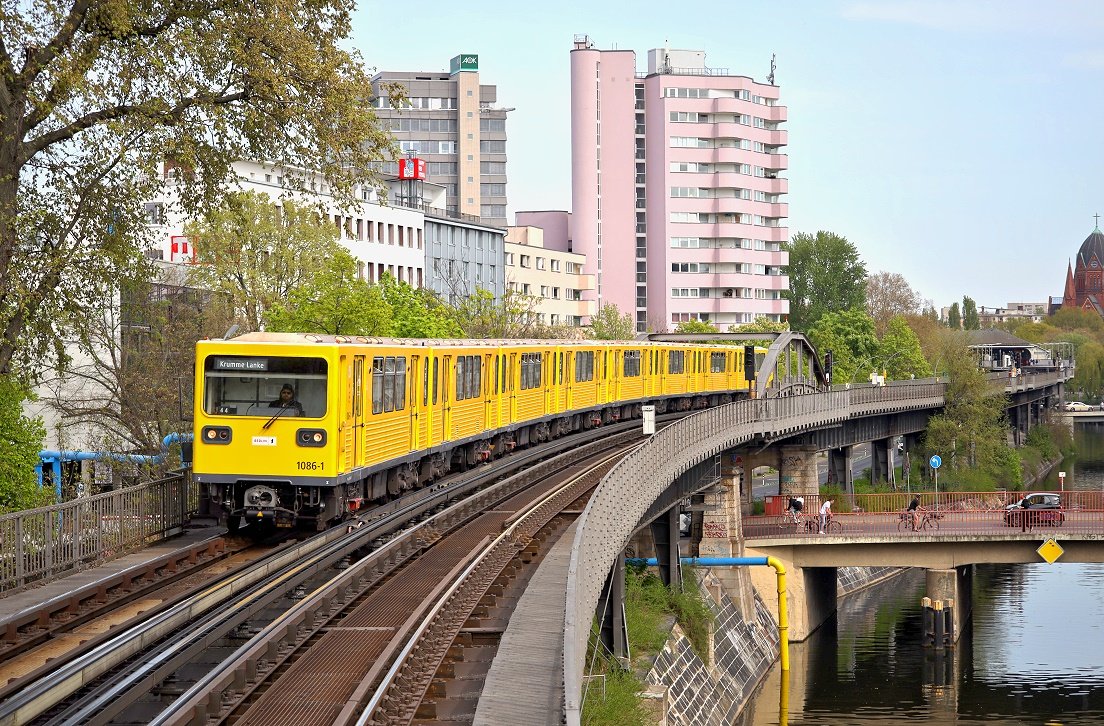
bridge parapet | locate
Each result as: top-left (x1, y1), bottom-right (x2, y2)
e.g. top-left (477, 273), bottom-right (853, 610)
top-left (563, 378), bottom-right (947, 724)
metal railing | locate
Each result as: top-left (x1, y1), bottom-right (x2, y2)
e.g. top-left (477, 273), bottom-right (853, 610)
top-left (0, 472), bottom-right (196, 592)
top-left (748, 491), bottom-right (1099, 538)
top-left (562, 380), bottom-right (947, 725)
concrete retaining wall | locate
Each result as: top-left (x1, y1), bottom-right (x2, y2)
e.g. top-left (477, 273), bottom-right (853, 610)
top-left (647, 566), bottom-right (907, 724)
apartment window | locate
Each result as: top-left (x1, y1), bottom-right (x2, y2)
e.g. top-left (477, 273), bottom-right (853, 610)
top-left (671, 187), bottom-right (704, 198)
top-left (550, 259), bottom-right (561, 272)
top-left (670, 212), bottom-right (708, 223)
top-left (671, 136), bottom-right (710, 148)
top-left (505, 252), bottom-right (514, 266)
top-left (669, 111), bottom-right (704, 122)
top-left (540, 285), bottom-right (550, 298)
top-left (520, 255), bottom-right (531, 268)
top-left (428, 162), bottom-right (458, 175)
top-left (481, 204), bottom-right (506, 217)
top-left (480, 161), bottom-right (507, 174)
top-left (142, 202), bottom-right (166, 225)
top-left (536, 257), bottom-right (546, 270)
top-left (671, 237), bottom-right (702, 248)
top-left (670, 162), bottom-right (706, 173)
top-left (671, 288), bottom-right (700, 298)
top-left (481, 183), bottom-right (506, 196)
top-left (671, 262), bottom-right (700, 273)
top-left (664, 88), bottom-right (708, 98)
top-left (479, 140), bottom-right (506, 153)
top-left (480, 118), bottom-right (506, 132)
top-left (552, 286), bottom-right (560, 299)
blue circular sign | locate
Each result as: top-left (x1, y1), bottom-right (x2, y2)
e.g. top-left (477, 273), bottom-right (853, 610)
top-left (930, 454), bottom-right (942, 469)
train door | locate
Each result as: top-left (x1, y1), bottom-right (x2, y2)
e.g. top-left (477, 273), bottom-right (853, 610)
top-left (351, 355), bottom-right (365, 467)
top-left (442, 355), bottom-right (453, 439)
top-left (411, 354), bottom-right (423, 450)
top-left (543, 352), bottom-right (553, 414)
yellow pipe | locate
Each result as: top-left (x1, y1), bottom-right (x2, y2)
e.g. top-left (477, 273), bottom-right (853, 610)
top-left (767, 556), bottom-right (789, 671)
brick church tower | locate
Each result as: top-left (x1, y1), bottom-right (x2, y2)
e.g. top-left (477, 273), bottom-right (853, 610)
top-left (1063, 226), bottom-right (1104, 315)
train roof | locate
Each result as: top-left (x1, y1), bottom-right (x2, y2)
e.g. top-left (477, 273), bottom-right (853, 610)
top-left (210, 332), bottom-right (758, 349)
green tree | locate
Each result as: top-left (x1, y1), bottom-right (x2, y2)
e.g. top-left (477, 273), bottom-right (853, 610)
top-left (187, 193), bottom-right (345, 331)
top-left (947, 302), bottom-right (961, 329)
top-left (264, 250), bottom-right (392, 336)
top-left (0, 377), bottom-right (50, 511)
top-left (878, 316), bottom-right (932, 380)
top-left (450, 287), bottom-right (551, 339)
top-left (589, 303), bottom-right (636, 340)
top-left (1051, 307), bottom-right (1104, 334)
top-left (922, 333), bottom-right (1018, 485)
top-left (808, 309), bottom-right (880, 384)
top-left (728, 317), bottom-right (789, 334)
top-left (674, 320), bottom-right (719, 334)
top-left (378, 274), bottom-right (460, 339)
top-left (0, 1), bottom-right (397, 377)
top-left (783, 231), bottom-right (867, 332)
top-left (1071, 340), bottom-right (1104, 401)
top-left (962, 296), bottom-right (980, 330)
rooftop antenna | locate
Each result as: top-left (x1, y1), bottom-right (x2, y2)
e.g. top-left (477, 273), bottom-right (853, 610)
top-left (768, 53), bottom-right (776, 85)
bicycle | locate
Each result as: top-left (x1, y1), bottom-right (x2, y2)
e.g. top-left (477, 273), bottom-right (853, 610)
top-left (777, 508), bottom-right (805, 528)
top-left (804, 513), bottom-right (841, 534)
top-left (898, 509), bottom-right (942, 532)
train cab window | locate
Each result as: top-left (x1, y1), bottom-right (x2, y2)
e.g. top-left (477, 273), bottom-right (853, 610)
top-left (372, 356), bottom-right (407, 414)
top-left (521, 352), bottom-right (542, 390)
top-left (711, 352), bottom-right (726, 373)
top-left (203, 355), bottom-right (327, 417)
top-left (669, 350), bottom-right (685, 374)
top-left (624, 350), bottom-right (641, 377)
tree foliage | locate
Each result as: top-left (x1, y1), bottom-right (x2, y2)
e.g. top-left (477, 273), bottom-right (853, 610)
top-left (449, 287), bottom-right (550, 339)
top-left (866, 271), bottom-right (921, 336)
top-left (589, 303), bottom-right (636, 340)
top-left (0, 0), bottom-right (396, 377)
top-left (0, 377), bottom-right (50, 512)
top-left (187, 192), bottom-right (347, 331)
top-left (878, 316), bottom-right (932, 380)
top-left (808, 309), bottom-right (880, 384)
top-left (42, 272), bottom-right (233, 454)
top-left (728, 317), bottom-right (789, 334)
top-left (378, 275), bottom-right (461, 339)
top-left (674, 320), bottom-right (719, 334)
top-left (263, 250), bottom-right (392, 336)
top-left (947, 302), bottom-right (961, 329)
top-left (783, 231), bottom-right (867, 332)
top-left (922, 333), bottom-right (1019, 486)
top-left (962, 296), bottom-right (980, 330)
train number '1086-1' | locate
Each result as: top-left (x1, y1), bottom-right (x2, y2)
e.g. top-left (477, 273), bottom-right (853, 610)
top-left (297, 461), bottom-right (324, 471)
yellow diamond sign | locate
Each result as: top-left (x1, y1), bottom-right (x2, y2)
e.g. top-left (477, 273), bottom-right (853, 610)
top-left (1037, 538), bottom-right (1064, 564)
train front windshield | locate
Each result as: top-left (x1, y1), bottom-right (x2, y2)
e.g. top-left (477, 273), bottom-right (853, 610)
top-left (203, 355), bottom-right (327, 418)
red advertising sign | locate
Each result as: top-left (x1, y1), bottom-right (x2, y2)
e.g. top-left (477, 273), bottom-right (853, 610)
top-left (398, 158), bottom-right (426, 180)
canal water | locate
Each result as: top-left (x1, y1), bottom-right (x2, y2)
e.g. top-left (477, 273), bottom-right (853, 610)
top-left (739, 424), bottom-right (1104, 725)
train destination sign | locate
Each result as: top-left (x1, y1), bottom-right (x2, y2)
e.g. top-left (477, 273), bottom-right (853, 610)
top-left (213, 357), bottom-right (268, 371)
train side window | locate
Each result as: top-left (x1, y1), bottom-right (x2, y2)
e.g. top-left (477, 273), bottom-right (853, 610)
top-left (494, 355), bottom-right (499, 394)
top-left (396, 357), bottom-right (407, 410)
top-left (372, 357), bottom-right (384, 414)
top-left (456, 356), bottom-right (467, 400)
top-left (501, 354), bottom-right (507, 391)
top-left (471, 356), bottom-right (482, 398)
top-left (624, 350), bottom-right (640, 377)
top-left (423, 358), bottom-right (429, 406)
top-left (383, 357), bottom-right (396, 412)
top-left (432, 358), bottom-right (439, 404)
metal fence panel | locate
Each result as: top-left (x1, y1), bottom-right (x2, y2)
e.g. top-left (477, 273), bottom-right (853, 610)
top-left (0, 472), bottom-right (194, 592)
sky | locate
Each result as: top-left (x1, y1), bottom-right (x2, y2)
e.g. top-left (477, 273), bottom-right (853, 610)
top-left (351, 1), bottom-right (1104, 312)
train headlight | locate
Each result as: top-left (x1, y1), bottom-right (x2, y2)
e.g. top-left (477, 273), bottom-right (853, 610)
top-left (297, 428), bottom-right (327, 447)
top-left (201, 426), bottom-right (232, 444)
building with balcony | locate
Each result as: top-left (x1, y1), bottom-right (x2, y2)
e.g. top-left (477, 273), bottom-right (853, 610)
top-left (371, 54), bottom-right (511, 227)
top-left (569, 37), bottom-right (789, 332)
top-left (505, 213), bottom-right (595, 327)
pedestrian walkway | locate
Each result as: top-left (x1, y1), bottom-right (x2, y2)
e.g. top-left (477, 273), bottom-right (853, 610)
top-left (472, 520), bottom-right (576, 725)
top-left (0, 527), bottom-right (223, 634)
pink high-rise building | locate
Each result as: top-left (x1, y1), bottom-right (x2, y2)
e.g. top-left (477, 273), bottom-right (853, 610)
top-left (570, 36), bottom-right (789, 332)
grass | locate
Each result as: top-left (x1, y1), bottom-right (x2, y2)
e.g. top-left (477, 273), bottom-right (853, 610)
top-left (582, 566), bottom-right (716, 724)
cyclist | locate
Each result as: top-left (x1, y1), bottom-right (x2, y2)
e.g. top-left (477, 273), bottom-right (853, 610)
top-left (786, 496), bottom-right (805, 524)
top-left (906, 494), bottom-right (923, 531)
top-left (818, 499), bottom-right (833, 534)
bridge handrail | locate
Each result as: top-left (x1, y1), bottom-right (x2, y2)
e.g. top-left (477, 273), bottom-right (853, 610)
top-left (0, 472), bottom-right (196, 592)
top-left (562, 378), bottom-right (947, 724)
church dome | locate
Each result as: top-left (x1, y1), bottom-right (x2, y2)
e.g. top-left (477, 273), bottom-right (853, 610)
top-left (1078, 229), bottom-right (1104, 269)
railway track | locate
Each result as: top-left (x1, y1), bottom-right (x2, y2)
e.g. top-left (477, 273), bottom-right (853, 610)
top-left (0, 419), bottom-right (656, 725)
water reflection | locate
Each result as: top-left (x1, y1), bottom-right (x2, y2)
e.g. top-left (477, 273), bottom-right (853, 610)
top-left (737, 424), bottom-right (1104, 725)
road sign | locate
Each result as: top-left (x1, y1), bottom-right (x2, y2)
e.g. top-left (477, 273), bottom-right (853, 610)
top-left (1037, 538), bottom-right (1064, 564)
top-left (929, 454), bottom-right (942, 469)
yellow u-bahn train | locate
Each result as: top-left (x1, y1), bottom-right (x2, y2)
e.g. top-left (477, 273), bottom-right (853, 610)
top-left (193, 333), bottom-right (766, 530)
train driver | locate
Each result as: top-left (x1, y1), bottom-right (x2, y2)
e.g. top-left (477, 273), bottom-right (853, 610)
top-left (270, 383), bottom-right (304, 416)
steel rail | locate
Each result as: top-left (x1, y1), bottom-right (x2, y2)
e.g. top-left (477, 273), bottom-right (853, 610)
top-left (352, 445), bottom-right (635, 725)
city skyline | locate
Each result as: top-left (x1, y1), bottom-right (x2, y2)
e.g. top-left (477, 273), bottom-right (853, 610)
top-left (353, 1), bottom-right (1104, 315)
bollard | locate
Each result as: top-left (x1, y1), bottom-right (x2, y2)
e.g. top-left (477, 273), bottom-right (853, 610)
top-left (932, 600), bottom-right (945, 650)
top-left (943, 598), bottom-right (955, 648)
top-left (921, 596), bottom-right (933, 647)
